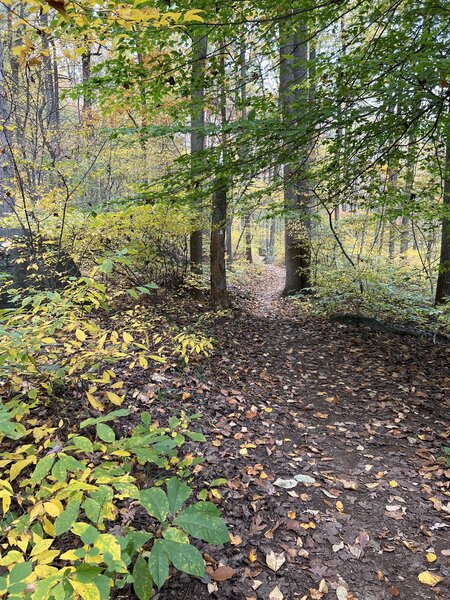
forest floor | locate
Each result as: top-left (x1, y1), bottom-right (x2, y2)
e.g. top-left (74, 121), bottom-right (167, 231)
top-left (137, 265), bottom-right (449, 600)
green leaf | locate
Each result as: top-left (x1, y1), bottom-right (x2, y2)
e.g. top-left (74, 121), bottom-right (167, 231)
top-left (9, 561), bottom-right (32, 584)
top-left (80, 409), bottom-right (129, 429)
top-left (167, 477), bottom-right (191, 514)
top-left (83, 486), bottom-right (113, 526)
top-left (173, 502), bottom-right (229, 545)
top-left (30, 455), bottom-right (55, 482)
top-left (163, 527), bottom-right (189, 544)
top-left (54, 499), bottom-right (81, 535)
top-left (72, 436), bottom-right (94, 452)
top-left (140, 487), bottom-right (169, 522)
top-left (148, 540), bottom-right (169, 589)
top-left (96, 423), bottom-right (115, 442)
top-left (160, 540), bottom-right (205, 578)
top-left (133, 555), bottom-right (153, 600)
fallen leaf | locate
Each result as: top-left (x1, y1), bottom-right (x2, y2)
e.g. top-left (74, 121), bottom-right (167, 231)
top-left (417, 571), bottom-right (443, 587)
top-left (248, 548), bottom-right (257, 563)
top-left (273, 477), bottom-right (298, 489)
top-left (426, 552), bottom-right (437, 563)
top-left (389, 480), bottom-right (399, 488)
top-left (266, 548), bottom-right (286, 572)
top-left (389, 585), bottom-right (401, 597)
top-left (211, 565), bottom-right (236, 582)
top-left (336, 586), bottom-right (348, 600)
top-left (294, 473), bottom-right (316, 484)
top-left (269, 586), bottom-right (284, 600)
top-left (229, 533), bottom-right (242, 546)
top-left (336, 501), bottom-right (344, 513)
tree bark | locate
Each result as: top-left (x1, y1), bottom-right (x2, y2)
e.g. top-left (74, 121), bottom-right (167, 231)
top-left (211, 179), bottom-right (229, 307)
top-left (0, 37), bottom-right (14, 215)
top-left (280, 16), bottom-right (311, 295)
top-left (189, 30), bottom-right (207, 273)
top-left (435, 136), bottom-right (450, 304)
top-left (210, 47), bottom-right (229, 308)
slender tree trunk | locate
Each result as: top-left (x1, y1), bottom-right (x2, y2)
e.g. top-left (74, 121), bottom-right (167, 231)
top-left (226, 218), bottom-right (233, 266)
top-left (280, 16), bottom-right (311, 295)
top-left (435, 136), bottom-right (450, 304)
top-left (210, 47), bottom-right (229, 308)
top-left (245, 215), bottom-right (253, 262)
top-left (0, 37), bottom-right (14, 215)
top-left (189, 30), bottom-right (207, 273)
top-left (81, 45), bottom-right (92, 114)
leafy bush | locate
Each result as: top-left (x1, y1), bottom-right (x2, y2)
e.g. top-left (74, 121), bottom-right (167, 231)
top-left (0, 408), bottom-right (229, 599)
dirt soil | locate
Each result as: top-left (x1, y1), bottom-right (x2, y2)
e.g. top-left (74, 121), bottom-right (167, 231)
top-left (139, 265), bottom-right (449, 600)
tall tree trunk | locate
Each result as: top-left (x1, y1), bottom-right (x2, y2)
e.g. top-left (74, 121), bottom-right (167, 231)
top-left (435, 136), bottom-right (450, 304)
top-left (81, 44), bottom-right (92, 114)
top-left (210, 48), bottom-right (229, 308)
top-left (245, 215), bottom-right (253, 263)
top-left (280, 16), bottom-right (311, 295)
top-left (189, 30), bottom-right (207, 273)
top-left (0, 37), bottom-right (14, 215)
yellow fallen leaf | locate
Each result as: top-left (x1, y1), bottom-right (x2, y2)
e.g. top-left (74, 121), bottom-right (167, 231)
top-left (389, 480), bottom-right (398, 488)
top-left (336, 501), bottom-right (344, 513)
top-left (375, 471), bottom-right (386, 479)
top-left (426, 553), bottom-right (437, 563)
top-left (248, 548), bottom-right (257, 563)
top-left (229, 533), bottom-right (242, 546)
top-left (212, 440), bottom-right (222, 447)
top-left (300, 522), bottom-right (316, 529)
top-left (239, 448), bottom-right (248, 456)
top-left (288, 511), bottom-right (296, 519)
top-left (418, 571), bottom-right (443, 587)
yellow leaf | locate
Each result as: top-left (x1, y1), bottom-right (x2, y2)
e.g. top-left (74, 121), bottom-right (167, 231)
top-left (123, 332), bottom-right (134, 343)
top-left (30, 538), bottom-right (53, 557)
top-left (70, 579), bottom-right (101, 600)
top-left (139, 355), bottom-right (148, 368)
top-left (418, 571), bottom-right (443, 587)
top-left (86, 392), bottom-right (105, 411)
top-left (44, 500), bottom-right (62, 518)
top-left (75, 329), bottom-right (86, 342)
top-left (426, 553), bottom-right (437, 563)
top-left (248, 548), bottom-right (257, 563)
top-left (183, 9), bottom-right (204, 22)
top-left (35, 549), bottom-right (60, 564)
top-left (10, 457), bottom-right (36, 481)
top-left (106, 391), bottom-right (124, 406)
top-left (60, 549), bottom-right (79, 561)
top-left (0, 491), bottom-right (11, 513)
top-left (43, 516), bottom-right (55, 537)
top-left (336, 501), bottom-right (344, 513)
top-left (389, 480), bottom-right (398, 488)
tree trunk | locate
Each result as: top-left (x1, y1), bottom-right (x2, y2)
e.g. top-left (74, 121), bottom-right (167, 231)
top-left (0, 37), bottom-right (14, 215)
top-left (245, 215), bottom-right (253, 263)
top-left (280, 16), bottom-right (311, 295)
top-left (210, 46), bottom-right (229, 308)
top-left (435, 136), bottom-right (450, 304)
top-left (211, 180), bottom-right (229, 307)
top-left (189, 31), bottom-right (207, 273)
top-left (81, 45), bottom-right (92, 113)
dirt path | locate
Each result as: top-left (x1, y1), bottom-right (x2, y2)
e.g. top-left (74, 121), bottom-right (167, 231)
top-left (158, 266), bottom-right (449, 600)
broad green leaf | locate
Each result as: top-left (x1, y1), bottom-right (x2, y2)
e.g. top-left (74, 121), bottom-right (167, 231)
top-left (133, 555), bottom-right (153, 600)
top-left (30, 455), bottom-right (55, 482)
top-left (163, 527), bottom-right (189, 544)
top-left (72, 436), bottom-right (94, 452)
top-left (174, 502), bottom-right (229, 545)
top-left (148, 540), bottom-right (169, 589)
top-left (54, 499), bottom-right (81, 535)
top-left (160, 540), bottom-right (205, 577)
top-left (80, 409), bottom-right (129, 429)
top-left (167, 477), bottom-right (191, 514)
top-left (140, 487), bottom-right (169, 522)
top-left (9, 561), bottom-right (32, 584)
top-left (96, 423), bottom-right (115, 442)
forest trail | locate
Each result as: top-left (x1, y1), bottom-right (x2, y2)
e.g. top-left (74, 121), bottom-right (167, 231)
top-left (158, 266), bottom-right (449, 600)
